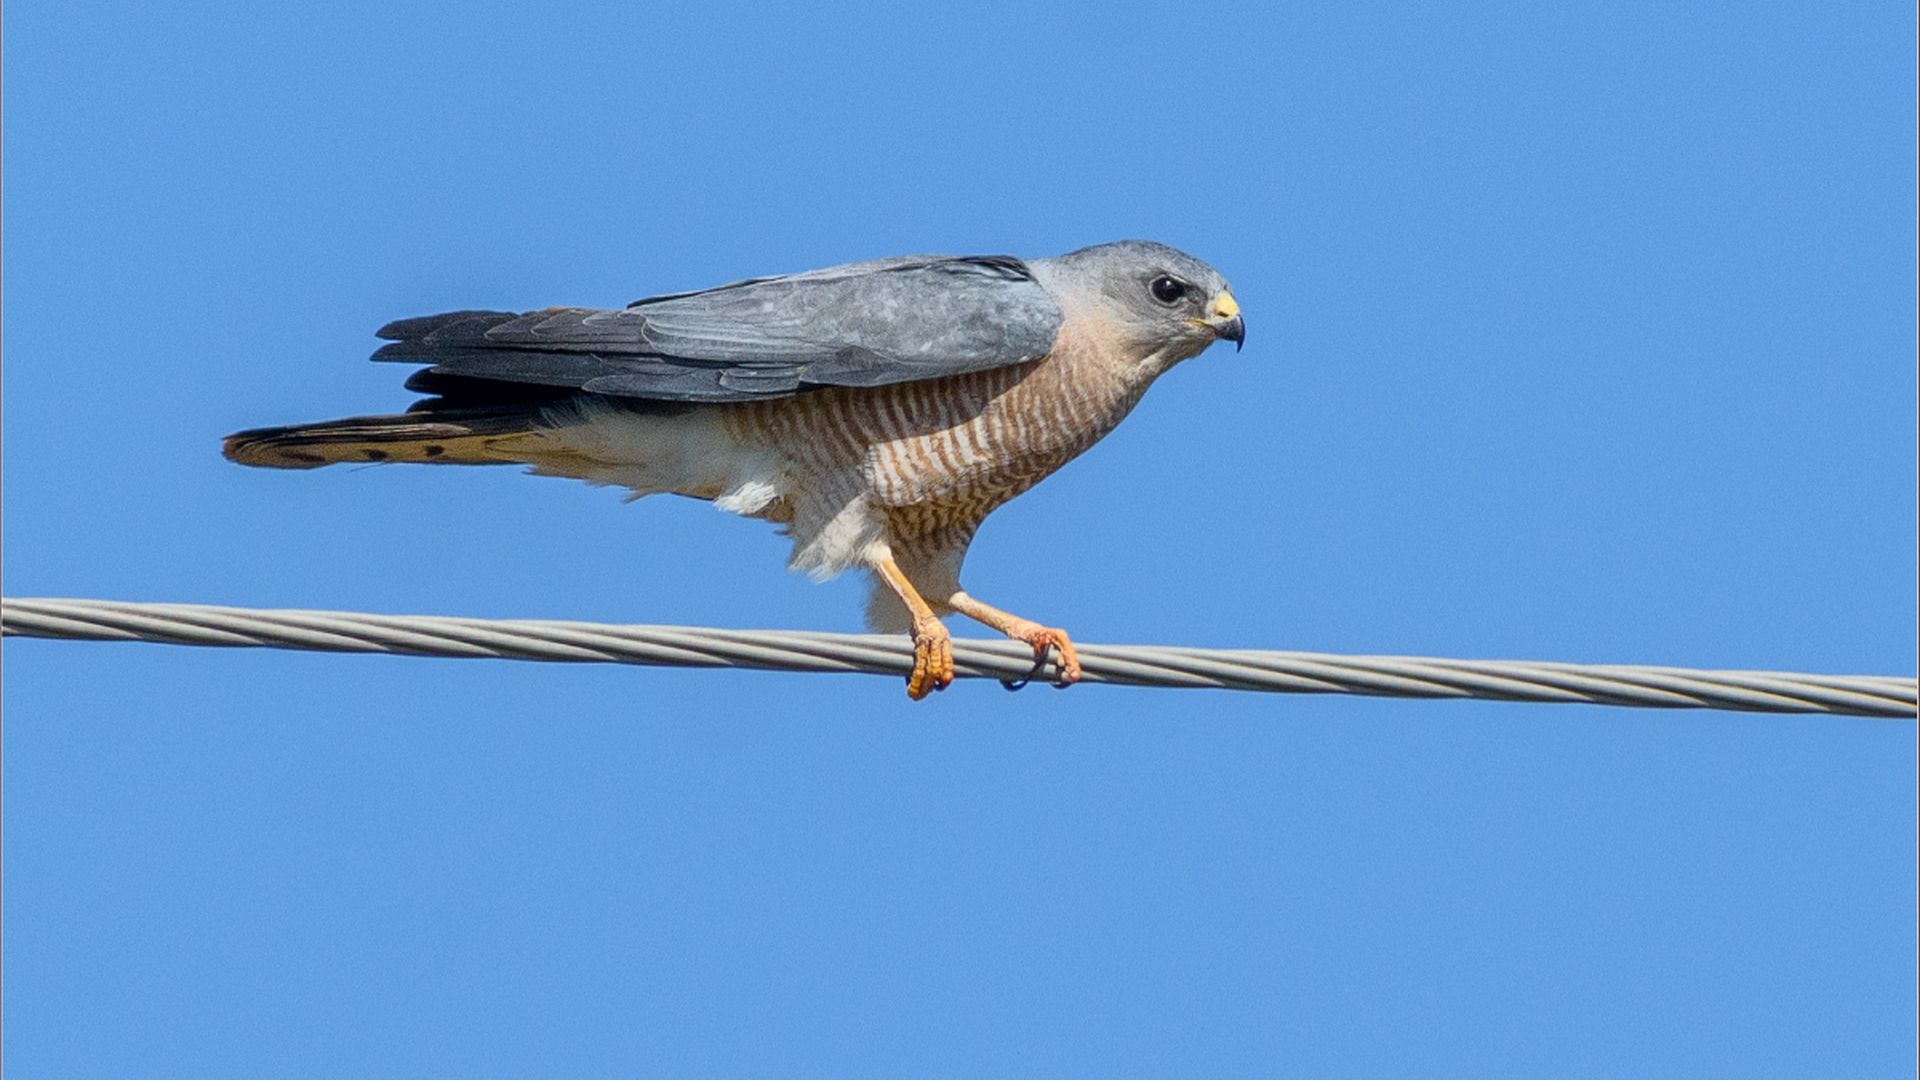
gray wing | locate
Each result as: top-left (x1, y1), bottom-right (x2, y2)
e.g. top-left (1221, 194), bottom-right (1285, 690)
top-left (374, 254), bottom-right (1064, 403)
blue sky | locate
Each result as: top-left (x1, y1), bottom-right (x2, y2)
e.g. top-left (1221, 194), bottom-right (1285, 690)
top-left (4, 2), bottom-right (1914, 1076)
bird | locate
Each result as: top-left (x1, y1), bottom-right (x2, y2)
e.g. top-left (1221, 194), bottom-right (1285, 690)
top-left (223, 240), bottom-right (1246, 699)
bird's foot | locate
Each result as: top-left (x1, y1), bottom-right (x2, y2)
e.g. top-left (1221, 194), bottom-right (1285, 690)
top-left (907, 616), bottom-right (955, 701)
top-left (1006, 620), bottom-right (1081, 687)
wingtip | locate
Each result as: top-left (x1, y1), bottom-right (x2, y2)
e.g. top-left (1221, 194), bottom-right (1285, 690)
top-left (374, 310), bottom-right (517, 342)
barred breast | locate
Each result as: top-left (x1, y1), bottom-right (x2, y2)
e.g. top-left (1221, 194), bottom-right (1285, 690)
top-left (736, 339), bottom-right (1151, 543)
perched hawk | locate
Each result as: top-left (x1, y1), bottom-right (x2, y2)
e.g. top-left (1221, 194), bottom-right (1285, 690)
top-left (225, 241), bottom-right (1245, 698)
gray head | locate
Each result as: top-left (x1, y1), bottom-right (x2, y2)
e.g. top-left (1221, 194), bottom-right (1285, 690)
top-left (1031, 240), bottom-right (1244, 364)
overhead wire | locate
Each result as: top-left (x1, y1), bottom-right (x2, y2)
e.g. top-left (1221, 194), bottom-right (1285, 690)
top-left (4, 597), bottom-right (1912, 718)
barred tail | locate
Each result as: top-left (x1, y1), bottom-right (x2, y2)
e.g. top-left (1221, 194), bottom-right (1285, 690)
top-left (221, 404), bottom-right (549, 470)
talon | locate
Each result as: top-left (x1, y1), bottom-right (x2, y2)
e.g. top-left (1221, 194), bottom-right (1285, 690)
top-left (1010, 622), bottom-right (1081, 687)
top-left (907, 618), bottom-right (955, 700)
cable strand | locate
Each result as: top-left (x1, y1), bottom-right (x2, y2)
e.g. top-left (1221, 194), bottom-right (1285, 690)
top-left (3, 597), bottom-right (1912, 718)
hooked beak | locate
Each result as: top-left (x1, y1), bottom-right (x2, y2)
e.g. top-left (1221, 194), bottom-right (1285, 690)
top-left (1208, 290), bottom-right (1245, 351)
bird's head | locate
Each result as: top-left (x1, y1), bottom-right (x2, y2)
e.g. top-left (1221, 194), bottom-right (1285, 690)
top-left (1038, 240), bottom-right (1244, 371)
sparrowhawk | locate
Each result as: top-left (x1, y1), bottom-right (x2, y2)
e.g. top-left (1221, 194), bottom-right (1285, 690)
top-left (224, 240), bottom-right (1246, 698)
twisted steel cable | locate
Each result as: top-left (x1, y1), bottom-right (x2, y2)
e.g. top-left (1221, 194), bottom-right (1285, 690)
top-left (3, 597), bottom-right (1913, 718)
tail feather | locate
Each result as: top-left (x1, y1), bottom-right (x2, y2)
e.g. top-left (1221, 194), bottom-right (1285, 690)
top-left (221, 403), bottom-right (547, 469)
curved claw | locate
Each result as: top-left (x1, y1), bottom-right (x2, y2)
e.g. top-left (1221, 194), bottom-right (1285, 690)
top-left (906, 618), bottom-right (955, 701)
top-left (1012, 623), bottom-right (1081, 688)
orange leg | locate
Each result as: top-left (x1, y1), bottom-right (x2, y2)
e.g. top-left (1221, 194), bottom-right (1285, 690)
top-left (874, 555), bottom-right (954, 700)
top-left (947, 591), bottom-right (1082, 686)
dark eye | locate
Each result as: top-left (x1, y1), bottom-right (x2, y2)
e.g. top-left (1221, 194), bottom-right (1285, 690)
top-left (1150, 275), bottom-right (1187, 304)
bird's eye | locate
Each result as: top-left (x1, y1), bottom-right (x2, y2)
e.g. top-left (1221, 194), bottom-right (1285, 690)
top-left (1150, 275), bottom-right (1187, 304)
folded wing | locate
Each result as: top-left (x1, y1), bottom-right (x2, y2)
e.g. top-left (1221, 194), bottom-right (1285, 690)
top-left (375, 255), bottom-right (1063, 404)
